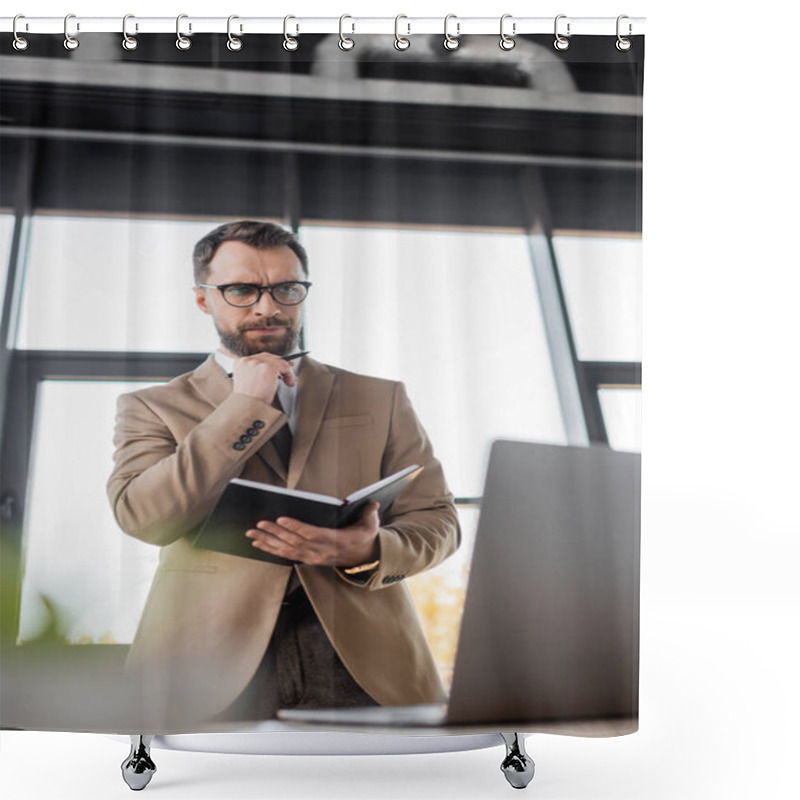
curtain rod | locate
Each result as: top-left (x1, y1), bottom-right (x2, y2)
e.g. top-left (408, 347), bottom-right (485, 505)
top-left (1, 16), bottom-right (646, 37)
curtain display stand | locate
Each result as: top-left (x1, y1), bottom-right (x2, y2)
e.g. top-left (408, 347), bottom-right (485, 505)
top-left (0, 13), bottom-right (643, 794)
top-left (118, 730), bottom-right (533, 791)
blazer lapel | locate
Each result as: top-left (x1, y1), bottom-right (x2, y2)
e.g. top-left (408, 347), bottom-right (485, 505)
top-left (287, 357), bottom-right (334, 490)
top-left (187, 355), bottom-right (232, 408)
top-left (258, 437), bottom-right (289, 484)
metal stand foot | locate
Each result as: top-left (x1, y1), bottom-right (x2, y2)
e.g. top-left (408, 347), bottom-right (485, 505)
top-left (500, 733), bottom-right (535, 789)
top-left (121, 735), bottom-right (156, 791)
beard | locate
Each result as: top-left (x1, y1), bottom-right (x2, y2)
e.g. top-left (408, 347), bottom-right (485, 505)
top-left (216, 317), bottom-right (300, 357)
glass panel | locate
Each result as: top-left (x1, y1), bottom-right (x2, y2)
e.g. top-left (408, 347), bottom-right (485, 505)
top-left (553, 234), bottom-right (642, 362)
top-left (299, 225), bottom-right (567, 497)
top-left (598, 386), bottom-right (642, 453)
top-left (0, 212), bottom-right (15, 299)
top-left (14, 215), bottom-right (230, 353)
top-left (18, 380), bottom-right (162, 644)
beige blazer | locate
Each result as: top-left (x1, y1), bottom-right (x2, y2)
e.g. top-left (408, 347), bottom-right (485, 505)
top-left (108, 355), bottom-right (459, 729)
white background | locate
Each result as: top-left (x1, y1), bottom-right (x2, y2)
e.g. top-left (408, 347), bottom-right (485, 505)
top-left (2, 1), bottom-right (799, 799)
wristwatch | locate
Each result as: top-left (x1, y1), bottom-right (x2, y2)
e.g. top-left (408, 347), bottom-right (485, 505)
top-left (342, 559), bottom-right (380, 575)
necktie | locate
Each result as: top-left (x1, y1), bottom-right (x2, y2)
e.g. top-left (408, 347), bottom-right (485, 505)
top-left (272, 392), bottom-right (299, 596)
top-left (271, 393), bottom-right (293, 470)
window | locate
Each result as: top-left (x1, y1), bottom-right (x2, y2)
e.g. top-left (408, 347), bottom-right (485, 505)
top-left (598, 386), bottom-right (642, 453)
top-left (406, 505), bottom-right (479, 688)
top-left (0, 212), bottom-right (15, 299)
top-left (300, 224), bottom-right (568, 497)
top-left (553, 233), bottom-right (642, 362)
top-left (18, 379), bottom-right (162, 644)
top-left (15, 214), bottom-right (230, 353)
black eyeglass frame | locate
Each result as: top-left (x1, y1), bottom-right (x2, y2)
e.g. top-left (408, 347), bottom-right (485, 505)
top-left (196, 281), bottom-right (313, 307)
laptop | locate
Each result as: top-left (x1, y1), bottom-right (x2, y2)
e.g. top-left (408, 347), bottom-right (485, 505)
top-left (278, 439), bottom-right (640, 730)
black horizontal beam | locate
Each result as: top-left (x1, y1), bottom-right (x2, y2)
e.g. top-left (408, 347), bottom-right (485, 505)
top-left (6, 350), bottom-right (207, 381)
top-left (581, 361), bottom-right (642, 387)
top-left (0, 136), bottom-right (641, 232)
top-left (575, 360), bottom-right (641, 445)
top-left (0, 33), bottom-right (644, 97)
top-left (0, 79), bottom-right (642, 164)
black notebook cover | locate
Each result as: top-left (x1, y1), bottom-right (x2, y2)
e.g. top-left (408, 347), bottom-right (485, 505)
top-left (192, 465), bottom-right (422, 565)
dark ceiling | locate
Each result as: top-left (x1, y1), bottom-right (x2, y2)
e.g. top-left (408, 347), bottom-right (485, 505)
top-left (0, 34), bottom-right (643, 231)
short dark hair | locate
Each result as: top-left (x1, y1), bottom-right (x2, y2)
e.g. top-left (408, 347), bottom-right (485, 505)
top-left (192, 220), bottom-right (309, 283)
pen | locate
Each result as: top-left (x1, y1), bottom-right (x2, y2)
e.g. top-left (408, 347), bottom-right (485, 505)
top-left (283, 351), bottom-right (310, 362)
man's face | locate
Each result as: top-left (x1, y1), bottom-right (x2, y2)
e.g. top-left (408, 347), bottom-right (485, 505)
top-left (194, 241), bottom-right (306, 358)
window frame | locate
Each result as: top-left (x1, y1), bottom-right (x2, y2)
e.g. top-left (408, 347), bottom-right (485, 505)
top-left (0, 139), bottom-right (641, 646)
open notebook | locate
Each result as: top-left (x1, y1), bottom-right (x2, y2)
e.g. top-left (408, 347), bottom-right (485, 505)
top-left (278, 439), bottom-right (640, 731)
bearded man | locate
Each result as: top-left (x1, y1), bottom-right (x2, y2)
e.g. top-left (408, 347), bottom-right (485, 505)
top-left (107, 220), bottom-right (459, 728)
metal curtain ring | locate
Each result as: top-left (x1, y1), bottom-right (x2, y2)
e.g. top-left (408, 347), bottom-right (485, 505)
top-left (283, 15), bottom-right (299, 51)
top-left (122, 14), bottom-right (138, 51)
top-left (338, 14), bottom-right (355, 51)
top-left (176, 13), bottom-right (192, 50)
top-left (499, 14), bottom-right (516, 51)
top-left (554, 14), bottom-right (571, 51)
top-left (394, 15), bottom-right (410, 51)
top-left (12, 14), bottom-right (29, 51)
top-left (616, 14), bottom-right (632, 51)
top-left (443, 14), bottom-right (460, 51)
top-left (227, 15), bottom-right (243, 51)
top-left (63, 13), bottom-right (79, 50)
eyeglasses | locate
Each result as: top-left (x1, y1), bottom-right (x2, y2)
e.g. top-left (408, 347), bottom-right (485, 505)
top-left (197, 281), bottom-right (312, 307)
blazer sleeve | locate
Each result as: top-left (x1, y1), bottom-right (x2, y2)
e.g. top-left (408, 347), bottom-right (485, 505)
top-left (107, 389), bottom-right (284, 546)
top-left (337, 381), bottom-right (460, 590)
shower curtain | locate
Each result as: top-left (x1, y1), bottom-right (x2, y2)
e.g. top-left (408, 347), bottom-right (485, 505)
top-left (0, 21), bottom-right (643, 735)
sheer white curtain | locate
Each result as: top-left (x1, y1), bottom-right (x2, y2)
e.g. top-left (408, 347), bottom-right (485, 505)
top-left (301, 224), bottom-right (567, 497)
top-left (14, 216), bottom-right (572, 656)
top-left (14, 215), bottom-right (641, 650)
top-left (300, 224), bottom-right (570, 672)
top-left (15, 215), bottom-right (223, 643)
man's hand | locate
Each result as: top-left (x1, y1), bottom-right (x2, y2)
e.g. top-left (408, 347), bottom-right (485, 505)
top-left (232, 353), bottom-right (297, 403)
top-left (245, 502), bottom-right (380, 567)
